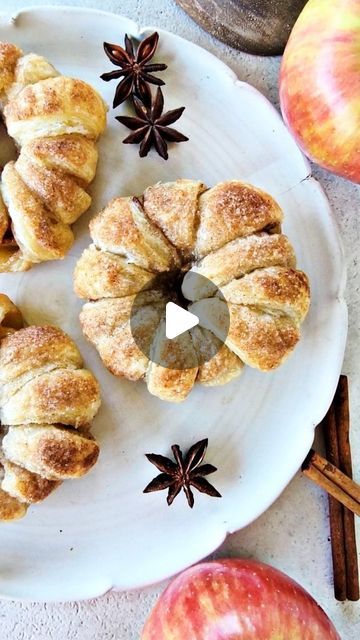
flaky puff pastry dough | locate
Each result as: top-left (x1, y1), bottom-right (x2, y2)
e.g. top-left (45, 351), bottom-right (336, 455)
top-left (75, 179), bottom-right (310, 402)
top-left (0, 294), bottom-right (101, 521)
top-left (0, 42), bottom-right (107, 272)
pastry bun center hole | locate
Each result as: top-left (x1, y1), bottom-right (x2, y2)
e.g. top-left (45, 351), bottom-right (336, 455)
top-left (158, 268), bottom-right (191, 309)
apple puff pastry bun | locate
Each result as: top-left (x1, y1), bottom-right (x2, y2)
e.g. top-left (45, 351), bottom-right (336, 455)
top-left (75, 179), bottom-right (310, 403)
top-left (0, 42), bottom-right (107, 272)
top-left (0, 294), bottom-right (101, 521)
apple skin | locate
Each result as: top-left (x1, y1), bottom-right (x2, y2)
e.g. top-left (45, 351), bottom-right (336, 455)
top-left (142, 558), bottom-right (340, 640)
top-left (280, 0), bottom-right (360, 183)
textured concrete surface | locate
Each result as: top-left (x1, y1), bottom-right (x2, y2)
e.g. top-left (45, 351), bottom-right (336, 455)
top-left (0, 1), bottom-right (359, 638)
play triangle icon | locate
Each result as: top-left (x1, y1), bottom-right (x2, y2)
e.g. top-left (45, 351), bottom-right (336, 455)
top-left (165, 302), bottom-right (199, 340)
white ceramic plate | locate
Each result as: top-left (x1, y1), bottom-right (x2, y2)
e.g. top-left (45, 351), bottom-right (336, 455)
top-left (0, 6), bottom-right (347, 601)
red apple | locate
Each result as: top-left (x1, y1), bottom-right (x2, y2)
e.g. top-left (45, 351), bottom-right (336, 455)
top-left (280, 0), bottom-right (360, 183)
top-left (142, 559), bottom-right (340, 639)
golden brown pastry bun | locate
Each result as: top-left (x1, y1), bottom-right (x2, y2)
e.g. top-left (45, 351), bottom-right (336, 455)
top-left (0, 294), bottom-right (101, 521)
top-left (0, 42), bottom-right (107, 272)
top-left (75, 179), bottom-right (310, 402)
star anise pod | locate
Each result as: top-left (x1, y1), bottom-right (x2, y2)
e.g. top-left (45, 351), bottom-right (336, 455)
top-left (101, 32), bottom-right (167, 107)
top-left (116, 87), bottom-right (188, 160)
top-left (143, 438), bottom-right (221, 508)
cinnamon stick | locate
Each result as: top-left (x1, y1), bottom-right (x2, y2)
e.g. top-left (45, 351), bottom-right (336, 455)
top-left (302, 451), bottom-right (360, 517)
top-left (329, 497), bottom-right (348, 601)
top-left (322, 375), bottom-right (359, 602)
top-left (333, 376), bottom-right (359, 601)
top-left (323, 402), bottom-right (347, 601)
top-left (303, 376), bottom-right (359, 601)
top-left (310, 451), bottom-right (360, 506)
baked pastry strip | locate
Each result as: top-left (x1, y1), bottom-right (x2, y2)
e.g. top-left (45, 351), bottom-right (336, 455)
top-left (2, 425), bottom-right (99, 480)
top-left (189, 297), bottom-right (302, 371)
top-left (80, 294), bottom-right (166, 381)
top-left (74, 245), bottom-right (155, 300)
top-left (89, 196), bottom-right (180, 272)
top-left (146, 321), bottom-right (198, 403)
top-left (220, 267), bottom-right (310, 326)
top-left (194, 180), bottom-right (283, 258)
top-left (182, 233), bottom-right (296, 301)
top-left (143, 179), bottom-right (206, 257)
top-left (191, 326), bottom-right (244, 387)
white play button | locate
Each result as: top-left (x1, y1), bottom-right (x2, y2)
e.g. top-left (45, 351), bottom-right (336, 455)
top-left (130, 272), bottom-right (230, 369)
top-left (165, 302), bottom-right (199, 340)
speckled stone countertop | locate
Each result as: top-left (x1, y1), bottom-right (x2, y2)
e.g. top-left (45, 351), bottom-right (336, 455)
top-left (0, 1), bottom-right (359, 638)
